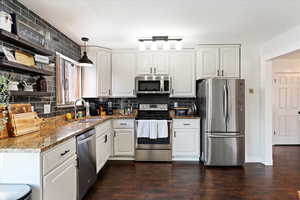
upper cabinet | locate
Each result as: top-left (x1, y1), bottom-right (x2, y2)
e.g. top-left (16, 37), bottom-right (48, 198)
top-left (81, 47), bottom-right (112, 98)
top-left (196, 45), bottom-right (240, 79)
top-left (112, 51), bottom-right (136, 97)
top-left (169, 51), bottom-right (196, 97)
top-left (136, 51), bottom-right (169, 74)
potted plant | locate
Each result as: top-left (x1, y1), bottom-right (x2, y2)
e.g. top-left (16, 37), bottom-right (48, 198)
top-left (0, 75), bottom-right (9, 138)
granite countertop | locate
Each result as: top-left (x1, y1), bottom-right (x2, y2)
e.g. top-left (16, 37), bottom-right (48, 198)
top-left (169, 111), bottom-right (201, 119)
top-left (0, 114), bottom-right (136, 153)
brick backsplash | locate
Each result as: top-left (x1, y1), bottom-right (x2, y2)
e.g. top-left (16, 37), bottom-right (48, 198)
top-left (0, 0), bottom-right (81, 118)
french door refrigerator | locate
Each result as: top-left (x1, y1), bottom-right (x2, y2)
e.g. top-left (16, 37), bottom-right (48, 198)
top-left (197, 79), bottom-right (245, 166)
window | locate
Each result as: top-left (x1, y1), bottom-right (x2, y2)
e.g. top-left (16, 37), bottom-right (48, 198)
top-left (56, 53), bottom-right (81, 106)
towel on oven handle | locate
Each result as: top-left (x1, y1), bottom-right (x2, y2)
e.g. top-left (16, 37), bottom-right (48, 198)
top-left (137, 120), bottom-right (150, 138)
top-left (157, 120), bottom-right (168, 138)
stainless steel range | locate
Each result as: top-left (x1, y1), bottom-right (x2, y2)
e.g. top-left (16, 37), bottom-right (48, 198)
top-left (135, 103), bottom-right (172, 161)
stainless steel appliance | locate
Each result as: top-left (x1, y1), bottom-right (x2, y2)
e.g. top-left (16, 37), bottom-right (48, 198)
top-left (135, 75), bottom-right (171, 94)
top-left (197, 79), bottom-right (245, 166)
top-left (135, 103), bottom-right (172, 161)
top-left (77, 129), bottom-right (97, 200)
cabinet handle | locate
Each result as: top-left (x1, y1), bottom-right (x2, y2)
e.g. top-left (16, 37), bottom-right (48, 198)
top-left (221, 70), bottom-right (224, 76)
top-left (154, 67), bottom-right (157, 74)
top-left (217, 70), bottom-right (220, 76)
top-left (105, 135), bottom-right (108, 143)
top-left (174, 131), bottom-right (176, 138)
top-left (172, 89), bottom-right (174, 94)
top-left (150, 67), bottom-right (152, 74)
top-left (108, 89), bottom-right (111, 95)
top-left (183, 123), bottom-right (191, 126)
top-left (60, 149), bottom-right (70, 156)
top-left (114, 131), bottom-right (116, 137)
top-left (120, 123), bottom-right (127, 126)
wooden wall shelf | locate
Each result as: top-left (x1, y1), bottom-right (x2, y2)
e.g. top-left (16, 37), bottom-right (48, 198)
top-left (0, 59), bottom-right (54, 76)
top-left (0, 29), bottom-right (54, 56)
top-left (9, 91), bottom-right (52, 97)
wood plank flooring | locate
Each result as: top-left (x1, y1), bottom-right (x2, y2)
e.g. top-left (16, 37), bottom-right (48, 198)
top-left (84, 146), bottom-right (300, 200)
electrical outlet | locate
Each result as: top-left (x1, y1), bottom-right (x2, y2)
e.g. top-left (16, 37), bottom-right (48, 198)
top-left (44, 104), bottom-right (51, 114)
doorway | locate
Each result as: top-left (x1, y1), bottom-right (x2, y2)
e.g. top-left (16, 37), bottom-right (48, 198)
top-left (272, 53), bottom-right (300, 145)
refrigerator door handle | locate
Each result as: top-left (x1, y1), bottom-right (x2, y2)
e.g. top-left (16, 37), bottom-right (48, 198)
top-left (223, 85), bottom-right (227, 124)
top-left (209, 135), bottom-right (244, 138)
top-left (225, 84), bottom-right (229, 123)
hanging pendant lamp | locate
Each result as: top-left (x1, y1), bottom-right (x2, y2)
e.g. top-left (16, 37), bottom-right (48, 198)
top-left (78, 37), bottom-right (93, 67)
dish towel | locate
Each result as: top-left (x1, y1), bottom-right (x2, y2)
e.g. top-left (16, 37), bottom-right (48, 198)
top-left (149, 120), bottom-right (158, 139)
top-left (157, 120), bottom-right (168, 138)
top-left (137, 120), bottom-right (150, 138)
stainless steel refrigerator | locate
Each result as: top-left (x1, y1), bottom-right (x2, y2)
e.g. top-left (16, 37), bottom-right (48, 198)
top-left (197, 79), bottom-right (245, 166)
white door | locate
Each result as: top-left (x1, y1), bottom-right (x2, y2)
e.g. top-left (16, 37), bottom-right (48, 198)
top-left (196, 48), bottom-right (219, 79)
top-left (137, 52), bottom-right (152, 74)
top-left (112, 52), bottom-right (136, 97)
top-left (273, 74), bottom-right (300, 144)
top-left (170, 51), bottom-right (195, 97)
top-left (97, 52), bottom-right (112, 97)
top-left (43, 156), bottom-right (77, 200)
top-left (172, 129), bottom-right (199, 157)
top-left (96, 134), bottom-right (106, 173)
top-left (152, 51), bottom-right (169, 74)
top-left (220, 47), bottom-right (240, 78)
top-left (81, 48), bottom-right (98, 97)
top-left (113, 129), bottom-right (135, 156)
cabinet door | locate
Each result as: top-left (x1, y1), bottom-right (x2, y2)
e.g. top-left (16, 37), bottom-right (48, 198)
top-left (196, 48), bottom-right (219, 79)
top-left (113, 129), bottom-right (134, 156)
top-left (81, 48), bottom-right (98, 97)
top-left (152, 51), bottom-right (169, 74)
top-left (96, 135), bottom-right (106, 173)
top-left (172, 129), bottom-right (199, 157)
top-left (97, 52), bottom-right (112, 97)
top-left (43, 156), bottom-right (77, 200)
top-left (137, 52), bottom-right (152, 74)
top-left (220, 47), bottom-right (240, 78)
top-left (170, 51), bottom-right (196, 97)
top-left (112, 52), bottom-right (136, 97)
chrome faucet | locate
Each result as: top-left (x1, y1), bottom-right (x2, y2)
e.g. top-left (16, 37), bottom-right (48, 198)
top-left (74, 98), bottom-right (87, 119)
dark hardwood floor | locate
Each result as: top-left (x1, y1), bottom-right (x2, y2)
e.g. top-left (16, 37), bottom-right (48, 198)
top-left (84, 146), bottom-right (300, 200)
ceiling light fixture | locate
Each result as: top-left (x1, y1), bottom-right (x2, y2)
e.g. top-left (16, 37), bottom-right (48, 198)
top-left (138, 36), bottom-right (183, 51)
top-left (78, 37), bottom-right (94, 67)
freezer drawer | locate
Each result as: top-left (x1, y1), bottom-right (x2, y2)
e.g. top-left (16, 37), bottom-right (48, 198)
top-left (204, 135), bottom-right (245, 166)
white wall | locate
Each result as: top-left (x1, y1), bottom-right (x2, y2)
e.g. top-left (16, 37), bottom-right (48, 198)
top-left (241, 44), bottom-right (263, 163)
top-left (260, 24), bottom-right (300, 165)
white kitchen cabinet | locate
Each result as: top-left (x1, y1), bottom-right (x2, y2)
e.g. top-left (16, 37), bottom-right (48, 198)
top-left (220, 47), bottom-right (240, 78)
top-left (112, 51), bottom-right (136, 97)
top-left (43, 155), bottom-right (77, 200)
top-left (96, 134), bottom-right (106, 173)
top-left (196, 45), bottom-right (240, 79)
top-left (172, 119), bottom-right (200, 161)
top-left (169, 51), bottom-right (196, 97)
top-left (113, 129), bottom-right (135, 157)
top-left (97, 52), bottom-right (112, 96)
top-left (136, 51), bottom-right (168, 74)
top-left (82, 47), bottom-right (112, 98)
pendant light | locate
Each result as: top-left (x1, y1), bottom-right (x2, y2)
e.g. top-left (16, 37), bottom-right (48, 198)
top-left (78, 37), bottom-right (93, 67)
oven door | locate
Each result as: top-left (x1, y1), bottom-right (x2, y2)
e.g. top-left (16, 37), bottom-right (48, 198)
top-left (135, 120), bottom-right (172, 150)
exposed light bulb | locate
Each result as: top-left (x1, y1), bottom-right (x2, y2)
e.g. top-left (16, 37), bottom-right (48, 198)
top-left (163, 41), bottom-right (170, 50)
top-left (139, 41), bottom-right (146, 51)
top-left (151, 41), bottom-right (157, 51)
top-left (175, 40), bottom-right (183, 50)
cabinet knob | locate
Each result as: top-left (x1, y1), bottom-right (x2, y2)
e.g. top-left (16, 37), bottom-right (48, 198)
top-left (174, 131), bottom-right (176, 138)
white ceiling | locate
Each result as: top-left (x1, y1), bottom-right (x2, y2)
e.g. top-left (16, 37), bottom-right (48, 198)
top-left (19, 0), bottom-right (300, 49)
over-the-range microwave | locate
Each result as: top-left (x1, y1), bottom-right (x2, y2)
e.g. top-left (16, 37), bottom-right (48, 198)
top-left (135, 75), bottom-right (171, 94)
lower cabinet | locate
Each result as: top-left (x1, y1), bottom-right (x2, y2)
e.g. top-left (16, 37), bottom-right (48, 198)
top-left (43, 155), bottom-right (77, 200)
top-left (172, 119), bottom-right (200, 161)
top-left (113, 129), bottom-right (135, 156)
top-left (96, 122), bottom-right (112, 173)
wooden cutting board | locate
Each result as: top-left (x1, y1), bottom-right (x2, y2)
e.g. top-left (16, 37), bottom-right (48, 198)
top-left (8, 112), bottom-right (41, 137)
top-left (8, 104), bottom-right (41, 137)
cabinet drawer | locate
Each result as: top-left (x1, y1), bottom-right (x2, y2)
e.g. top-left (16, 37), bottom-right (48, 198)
top-left (96, 120), bottom-right (112, 137)
top-left (173, 119), bottom-right (200, 129)
top-left (43, 137), bottom-right (76, 175)
top-left (112, 119), bottom-right (134, 129)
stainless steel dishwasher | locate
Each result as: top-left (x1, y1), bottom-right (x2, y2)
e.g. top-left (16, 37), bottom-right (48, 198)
top-left (77, 128), bottom-right (97, 200)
